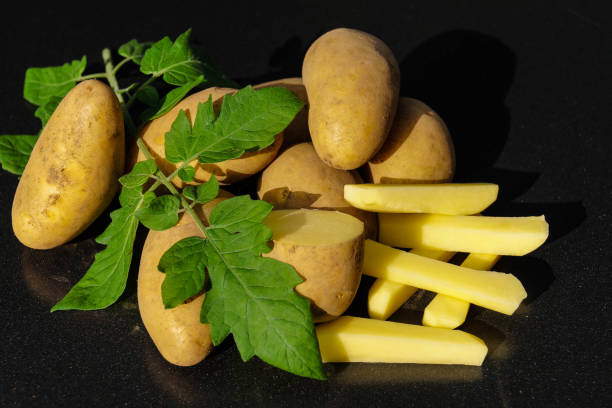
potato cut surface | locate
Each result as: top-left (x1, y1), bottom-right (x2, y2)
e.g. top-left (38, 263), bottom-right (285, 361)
top-left (344, 183), bottom-right (498, 214)
top-left (378, 213), bottom-right (549, 256)
top-left (264, 209), bottom-right (363, 245)
top-left (363, 240), bottom-right (526, 315)
top-left (316, 316), bottom-right (488, 365)
top-left (368, 248), bottom-right (455, 320)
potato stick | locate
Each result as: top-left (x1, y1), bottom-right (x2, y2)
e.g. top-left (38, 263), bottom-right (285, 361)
top-left (368, 248), bottom-right (455, 320)
top-left (363, 240), bottom-right (526, 315)
top-left (422, 253), bottom-right (501, 329)
top-left (344, 183), bottom-right (498, 214)
top-left (316, 316), bottom-right (488, 365)
top-left (378, 213), bottom-right (549, 256)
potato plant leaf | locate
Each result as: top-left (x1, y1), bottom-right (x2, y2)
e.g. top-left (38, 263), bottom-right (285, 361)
top-left (118, 159), bottom-right (157, 188)
top-left (34, 96), bottom-right (62, 126)
top-left (139, 75), bottom-right (205, 122)
top-left (0, 134), bottom-right (38, 175)
top-left (23, 56), bottom-right (87, 106)
top-left (118, 39), bottom-right (153, 65)
top-left (134, 194), bottom-right (180, 231)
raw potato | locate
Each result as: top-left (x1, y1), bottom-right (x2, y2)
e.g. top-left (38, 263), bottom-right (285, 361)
top-left (253, 77), bottom-right (310, 149)
top-left (302, 28), bottom-right (400, 170)
top-left (138, 190), bottom-right (233, 367)
top-left (257, 142), bottom-right (377, 239)
top-left (344, 183), bottom-right (498, 214)
top-left (135, 87), bottom-right (283, 186)
top-left (12, 80), bottom-right (125, 249)
top-left (316, 316), bottom-right (488, 365)
top-left (365, 97), bottom-right (455, 184)
top-left (262, 209), bottom-right (365, 322)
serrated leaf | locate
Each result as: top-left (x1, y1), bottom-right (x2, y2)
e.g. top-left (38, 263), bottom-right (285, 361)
top-left (119, 159), bottom-right (157, 187)
top-left (135, 85), bottom-right (159, 107)
top-left (195, 174), bottom-right (219, 203)
top-left (0, 134), bottom-right (38, 175)
top-left (34, 96), bottom-right (62, 126)
top-left (199, 195), bottom-right (326, 380)
top-left (24, 56), bottom-right (87, 106)
top-left (134, 194), bottom-right (180, 231)
top-left (159, 236), bottom-right (207, 308)
top-left (118, 39), bottom-right (152, 64)
top-left (140, 75), bottom-right (204, 122)
top-left (178, 165), bottom-right (195, 182)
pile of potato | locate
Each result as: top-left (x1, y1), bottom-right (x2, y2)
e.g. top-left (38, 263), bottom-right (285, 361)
top-left (12, 27), bottom-right (549, 370)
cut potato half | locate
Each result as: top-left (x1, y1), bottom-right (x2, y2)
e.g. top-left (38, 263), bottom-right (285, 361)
top-left (344, 183), bottom-right (498, 214)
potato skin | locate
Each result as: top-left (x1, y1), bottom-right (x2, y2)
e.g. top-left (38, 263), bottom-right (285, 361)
top-left (365, 97), bottom-right (456, 183)
top-left (136, 87), bottom-right (283, 186)
top-left (257, 142), bottom-right (377, 239)
top-left (302, 28), bottom-right (400, 170)
top-left (253, 77), bottom-right (310, 149)
top-left (12, 80), bottom-right (125, 249)
top-left (137, 192), bottom-right (232, 367)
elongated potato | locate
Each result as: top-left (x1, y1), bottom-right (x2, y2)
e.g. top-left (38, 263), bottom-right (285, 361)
top-left (262, 209), bottom-right (365, 322)
top-left (302, 28), bottom-right (400, 170)
top-left (253, 78), bottom-right (310, 149)
top-left (135, 87), bottom-right (283, 186)
top-left (12, 80), bottom-right (125, 249)
top-left (257, 142), bottom-right (377, 239)
top-left (138, 191), bottom-right (232, 366)
top-left (365, 97), bottom-right (455, 183)
top-left (316, 316), bottom-right (488, 365)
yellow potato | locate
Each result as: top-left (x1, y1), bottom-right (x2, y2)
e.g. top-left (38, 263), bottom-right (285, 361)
top-left (257, 142), bottom-right (377, 239)
top-left (137, 190), bottom-right (233, 367)
top-left (135, 87), bottom-right (283, 186)
top-left (365, 97), bottom-right (455, 183)
top-left (262, 209), bottom-right (365, 322)
top-left (302, 28), bottom-right (400, 170)
top-left (12, 80), bottom-right (125, 249)
top-left (253, 77), bottom-right (310, 149)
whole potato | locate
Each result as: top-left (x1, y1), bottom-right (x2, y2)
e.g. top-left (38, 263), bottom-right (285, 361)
top-left (302, 28), bottom-right (400, 170)
top-left (12, 80), bottom-right (125, 249)
top-left (138, 190), bottom-right (233, 367)
top-left (135, 87), bottom-right (283, 186)
top-left (253, 77), bottom-right (310, 149)
top-left (365, 97), bottom-right (456, 183)
top-left (257, 142), bottom-right (377, 239)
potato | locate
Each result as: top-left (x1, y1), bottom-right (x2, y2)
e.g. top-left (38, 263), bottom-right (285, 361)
top-left (302, 27), bottom-right (400, 170)
top-left (253, 77), bottom-right (310, 149)
top-left (137, 190), bottom-right (233, 366)
top-left (364, 97), bottom-right (455, 183)
top-left (12, 80), bottom-right (125, 249)
top-left (135, 87), bottom-right (283, 186)
top-left (262, 208), bottom-right (365, 323)
top-left (257, 142), bottom-right (377, 239)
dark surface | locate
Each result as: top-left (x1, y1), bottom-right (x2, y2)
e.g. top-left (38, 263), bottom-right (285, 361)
top-left (2, 1), bottom-right (611, 407)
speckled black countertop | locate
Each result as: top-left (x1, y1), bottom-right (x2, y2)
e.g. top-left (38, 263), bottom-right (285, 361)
top-left (2, 2), bottom-right (611, 407)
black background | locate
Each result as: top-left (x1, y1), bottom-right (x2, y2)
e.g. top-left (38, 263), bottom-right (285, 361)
top-left (1, 1), bottom-right (611, 407)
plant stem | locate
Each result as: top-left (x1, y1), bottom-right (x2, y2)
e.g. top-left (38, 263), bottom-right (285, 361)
top-left (102, 48), bottom-right (137, 137)
top-left (125, 75), bottom-right (157, 110)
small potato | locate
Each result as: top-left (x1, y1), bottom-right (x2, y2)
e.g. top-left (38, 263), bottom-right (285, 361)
top-left (253, 77), bottom-right (310, 149)
top-left (136, 87), bottom-right (283, 186)
top-left (257, 142), bottom-right (377, 239)
top-left (302, 28), bottom-right (400, 170)
top-left (12, 80), bottom-right (125, 249)
top-left (365, 97), bottom-right (455, 184)
top-left (137, 190), bottom-right (233, 366)
top-left (263, 209), bottom-right (365, 322)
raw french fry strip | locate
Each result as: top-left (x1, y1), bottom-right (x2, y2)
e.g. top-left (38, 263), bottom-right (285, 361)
top-left (423, 253), bottom-right (502, 329)
top-left (368, 248), bottom-right (455, 320)
top-left (344, 183), bottom-right (498, 214)
top-left (363, 240), bottom-right (526, 315)
top-left (378, 213), bottom-right (549, 256)
top-left (316, 316), bottom-right (488, 366)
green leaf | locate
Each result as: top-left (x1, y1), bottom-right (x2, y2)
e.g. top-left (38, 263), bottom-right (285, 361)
top-left (199, 195), bottom-right (326, 380)
top-left (140, 75), bottom-right (204, 122)
top-left (135, 85), bottom-right (159, 107)
top-left (164, 86), bottom-right (304, 165)
top-left (34, 96), bottom-right (62, 126)
top-left (159, 236), bottom-right (207, 308)
top-left (118, 159), bottom-right (157, 188)
top-left (51, 184), bottom-right (149, 312)
top-left (118, 39), bottom-right (152, 64)
top-left (135, 194), bottom-right (180, 231)
top-left (24, 56), bottom-right (87, 106)
top-left (0, 134), bottom-right (38, 175)
top-left (178, 165), bottom-right (195, 182)
top-left (183, 174), bottom-right (218, 203)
